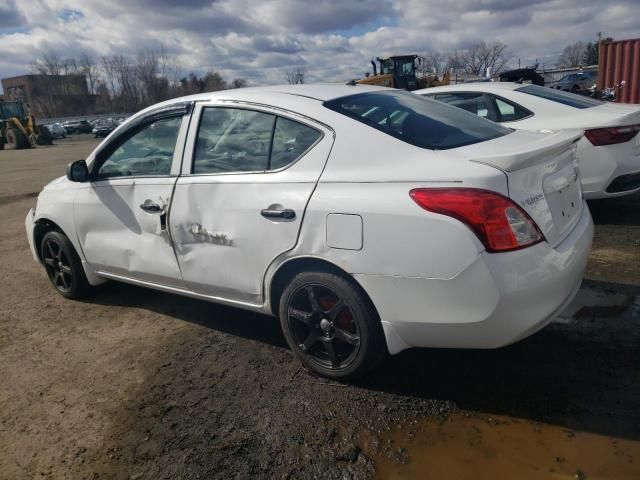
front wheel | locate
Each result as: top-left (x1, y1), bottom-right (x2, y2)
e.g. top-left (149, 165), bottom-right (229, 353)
top-left (41, 231), bottom-right (90, 299)
top-left (279, 271), bottom-right (387, 380)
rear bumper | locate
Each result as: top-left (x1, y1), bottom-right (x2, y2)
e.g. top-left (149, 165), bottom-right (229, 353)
top-left (579, 137), bottom-right (640, 199)
top-left (355, 203), bottom-right (593, 354)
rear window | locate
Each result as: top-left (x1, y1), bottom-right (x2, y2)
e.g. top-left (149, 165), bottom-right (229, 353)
top-left (324, 90), bottom-right (510, 150)
top-left (516, 85), bottom-right (603, 109)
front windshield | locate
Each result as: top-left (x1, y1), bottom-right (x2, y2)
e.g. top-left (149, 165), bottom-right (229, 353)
top-left (380, 60), bottom-right (394, 75)
top-left (324, 90), bottom-right (510, 150)
top-left (0, 102), bottom-right (24, 119)
top-left (397, 59), bottom-right (415, 76)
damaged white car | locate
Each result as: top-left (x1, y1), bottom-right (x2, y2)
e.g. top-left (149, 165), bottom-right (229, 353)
top-left (26, 85), bottom-right (593, 379)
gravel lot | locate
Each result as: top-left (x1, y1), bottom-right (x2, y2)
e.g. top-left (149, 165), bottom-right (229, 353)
top-left (1, 136), bottom-right (639, 479)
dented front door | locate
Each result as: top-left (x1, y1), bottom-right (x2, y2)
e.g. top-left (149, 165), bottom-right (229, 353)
top-left (74, 177), bottom-right (184, 287)
top-left (74, 113), bottom-right (189, 287)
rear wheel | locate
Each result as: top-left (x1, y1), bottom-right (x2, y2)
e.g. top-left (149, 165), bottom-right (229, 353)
top-left (5, 128), bottom-right (27, 149)
top-left (279, 270), bottom-right (386, 380)
top-left (41, 231), bottom-right (90, 299)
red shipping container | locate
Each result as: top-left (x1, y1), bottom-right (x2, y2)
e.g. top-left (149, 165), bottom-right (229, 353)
top-left (598, 37), bottom-right (640, 104)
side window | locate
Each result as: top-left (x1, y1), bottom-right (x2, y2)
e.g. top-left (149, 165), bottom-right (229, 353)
top-left (270, 117), bottom-right (322, 170)
top-left (492, 96), bottom-right (531, 122)
top-left (433, 92), bottom-right (493, 120)
top-left (97, 116), bottom-right (181, 178)
top-left (193, 108), bottom-right (275, 174)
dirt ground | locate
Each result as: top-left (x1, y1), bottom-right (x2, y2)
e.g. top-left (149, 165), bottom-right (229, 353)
top-left (1, 136), bottom-right (639, 479)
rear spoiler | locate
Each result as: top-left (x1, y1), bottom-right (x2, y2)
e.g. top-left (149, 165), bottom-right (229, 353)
top-left (470, 130), bottom-right (583, 172)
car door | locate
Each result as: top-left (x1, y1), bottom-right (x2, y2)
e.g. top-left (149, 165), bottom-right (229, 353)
top-left (170, 102), bottom-right (334, 306)
top-left (74, 104), bottom-right (192, 287)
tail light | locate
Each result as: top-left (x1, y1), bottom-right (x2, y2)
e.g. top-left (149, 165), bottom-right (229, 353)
top-left (585, 124), bottom-right (640, 146)
top-left (409, 188), bottom-right (544, 253)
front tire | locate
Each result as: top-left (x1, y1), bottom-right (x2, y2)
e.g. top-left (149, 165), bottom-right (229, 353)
top-left (279, 270), bottom-right (386, 380)
top-left (40, 231), bottom-right (90, 299)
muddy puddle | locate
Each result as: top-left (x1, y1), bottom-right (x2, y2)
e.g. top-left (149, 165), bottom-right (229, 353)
top-left (371, 412), bottom-right (640, 479)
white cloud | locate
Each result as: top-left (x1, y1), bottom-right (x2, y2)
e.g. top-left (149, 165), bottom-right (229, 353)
top-left (0, 0), bottom-right (638, 91)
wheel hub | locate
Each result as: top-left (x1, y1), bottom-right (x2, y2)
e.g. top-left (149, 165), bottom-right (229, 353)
top-left (319, 318), bottom-right (332, 332)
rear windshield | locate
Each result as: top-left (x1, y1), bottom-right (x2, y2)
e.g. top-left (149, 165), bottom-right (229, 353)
top-left (516, 85), bottom-right (603, 109)
top-left (324, 90), bottom-right (510, 150)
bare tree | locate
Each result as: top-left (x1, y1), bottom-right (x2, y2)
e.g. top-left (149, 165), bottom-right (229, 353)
top-left (419, 51), bottom-right (445, 76)
top-left (446, 41), bottom-right (509, 76)
top-left (79, 53), bottom-right (98, 95)
top-left (30, 48), bottom-right (245, 116)
top-left (558, 42), bottom-right (587, 68)
top-left (229, 78), bottom-right (247, 89)
top-left (203, 71), bottom-right (228, 91)
top-left (284, 65), bottom-right (306, 84)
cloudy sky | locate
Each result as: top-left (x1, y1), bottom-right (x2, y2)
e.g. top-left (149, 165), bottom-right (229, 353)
top-left (0, 0), bottom-right (639, 92)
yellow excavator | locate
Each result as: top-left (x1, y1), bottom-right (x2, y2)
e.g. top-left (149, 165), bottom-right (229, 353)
top-left (0, 99), bottom-right (52, 150)
top-left (356, 55), bottom-right (450, 91)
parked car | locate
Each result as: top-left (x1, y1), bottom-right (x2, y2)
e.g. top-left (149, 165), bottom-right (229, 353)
top-left (92, 121), bottom-right (117, 138)
top-left (549, 71), bottom-right (598, 93)
top-left (416, 83), bottom-right (640, 198)
top-left (25, 85), bottom-right (593, 379)
top-left (46, 123), bottom-right (67, 139)
top-left (62, 120), bottom-right (93, 134)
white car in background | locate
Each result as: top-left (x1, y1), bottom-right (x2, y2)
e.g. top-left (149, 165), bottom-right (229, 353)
top-left (46, 123), bottom-right (67, 139)
top-left (416, 83), bottom-right (640, 199)
top-left (25, 85), bottom-right (592, 379)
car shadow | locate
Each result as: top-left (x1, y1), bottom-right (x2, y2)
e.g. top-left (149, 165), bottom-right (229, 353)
top-left (83, 281), bottom-right (288, 348)
top-left (588, 192), bottom-right (640, 226)
top-left (82, 278), bottom-right (640, 440)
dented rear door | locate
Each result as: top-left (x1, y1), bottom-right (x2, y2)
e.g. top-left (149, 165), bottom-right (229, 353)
top-left (170, 102), bottom-right (334, 305)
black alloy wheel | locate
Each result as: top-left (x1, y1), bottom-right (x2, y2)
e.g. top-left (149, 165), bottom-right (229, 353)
top-left (288, 283), bottom-right (361, 369)
top-left (280, 271), bottom-right (386, 380)
top-left (40, 230), bottom-right (90, 299)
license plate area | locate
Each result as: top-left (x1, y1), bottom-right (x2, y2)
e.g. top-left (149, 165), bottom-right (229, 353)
top-left (543, 164), bottom-right (582, 237)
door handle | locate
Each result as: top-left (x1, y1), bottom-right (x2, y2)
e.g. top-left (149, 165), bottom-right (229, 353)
top-left (261, 208), bottom-right (296, 219)
top-left (140, 199), bottom-right (163, 214)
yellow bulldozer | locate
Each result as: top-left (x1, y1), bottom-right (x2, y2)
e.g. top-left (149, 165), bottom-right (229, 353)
top-left (0, 99), bottom-right (52, 150)
top-left (356, 55), bottom-right (450, 91)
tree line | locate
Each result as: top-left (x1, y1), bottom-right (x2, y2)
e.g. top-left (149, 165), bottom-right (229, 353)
top-left (417, 41), bottom-right (510, 78)
top-left (31, 48), bottom-right (247, 116)
top-left (557, 39), bottom-right (603, 68)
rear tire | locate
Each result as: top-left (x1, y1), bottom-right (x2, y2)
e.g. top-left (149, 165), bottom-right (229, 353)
top-left (279, 270), bottom-right (387, 380)
top-left (5, 128), bottom-right (26, 149)
top-left (40, 230), bottom-right (90, 299)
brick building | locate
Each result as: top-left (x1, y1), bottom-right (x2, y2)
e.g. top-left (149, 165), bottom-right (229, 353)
top-left (1, 74), bottom-right (97, 118)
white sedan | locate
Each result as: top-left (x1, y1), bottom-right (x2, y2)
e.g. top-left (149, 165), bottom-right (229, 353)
top-left (25, 85), bottom-right (593, 379)
top-left (416, 83), bottom-right (640, 199)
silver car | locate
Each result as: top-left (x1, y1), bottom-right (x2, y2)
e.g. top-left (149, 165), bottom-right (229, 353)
top-left (549, 71), bottom-right (598, 93)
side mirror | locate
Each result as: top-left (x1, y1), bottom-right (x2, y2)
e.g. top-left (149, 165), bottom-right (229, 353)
top-left (66, 160), bottom-right (89, 182)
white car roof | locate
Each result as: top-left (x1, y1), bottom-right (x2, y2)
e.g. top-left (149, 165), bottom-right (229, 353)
top-left (169, 83), bottom-right (388, 104)
top-left (415, 82), bottom-right (524, 95)
top-left (126, 83), bottom-right (392, 126)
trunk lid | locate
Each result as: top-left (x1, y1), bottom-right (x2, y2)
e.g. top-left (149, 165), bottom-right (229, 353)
top-left (466, 130), bottom-right (584, 246)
